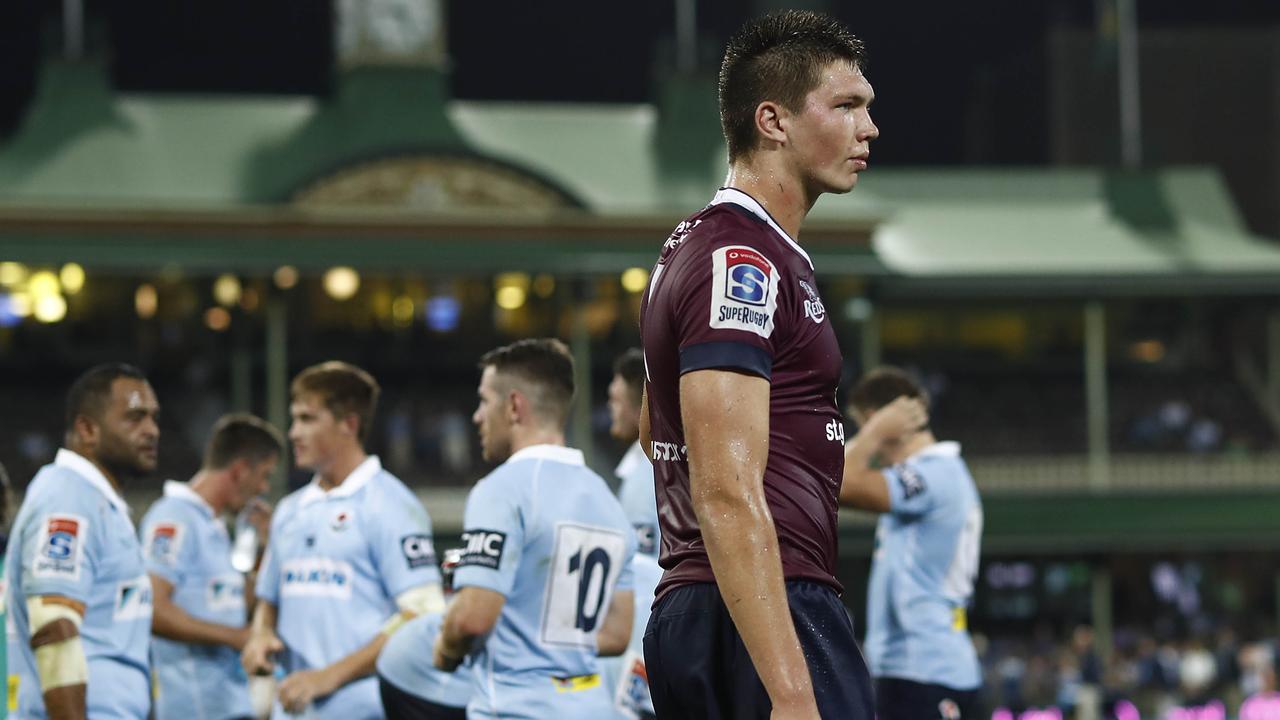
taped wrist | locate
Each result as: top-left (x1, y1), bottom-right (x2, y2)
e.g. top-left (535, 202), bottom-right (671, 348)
top-left (381, 584), bottom-right (446, 636)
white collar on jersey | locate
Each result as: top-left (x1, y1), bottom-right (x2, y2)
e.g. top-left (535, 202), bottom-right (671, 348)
top-left (905, 441), bottom-right (962, 461)
top-left (163, 479), bottom-right (217, 518)
top-left (709, 187), bottom-right (814, 270)
top-left (615, 439), bottom-right (648, 479)
top-left (507, 444), bottom-right (585, 467)
top-left (297, 454), bottom-right (382, 507)
top-left (54, 448), bottom-right (131, 516)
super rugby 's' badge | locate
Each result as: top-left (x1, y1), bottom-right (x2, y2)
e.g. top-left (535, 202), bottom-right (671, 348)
top-left (145, 522), bottom-right (184, 566)
top-left (331, 510), bottom-right (353, 532)
top-left (709, 245), bottom-right (779, 338)
top-left (33, 514), bottom-right (87, 580)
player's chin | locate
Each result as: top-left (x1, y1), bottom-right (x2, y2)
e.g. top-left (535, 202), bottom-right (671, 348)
top-left (819, 171), bottom-right (859, 195)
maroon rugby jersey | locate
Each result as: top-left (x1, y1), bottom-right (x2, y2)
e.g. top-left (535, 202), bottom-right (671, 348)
top-left (640, 187), bottom-right (846, 600)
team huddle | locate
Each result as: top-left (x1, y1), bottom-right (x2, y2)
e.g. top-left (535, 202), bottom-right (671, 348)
top-left (7, 10), bottom-right (988, 720)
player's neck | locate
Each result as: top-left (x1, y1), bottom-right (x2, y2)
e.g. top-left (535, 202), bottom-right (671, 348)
top-left (724, 159), bottom-right (816, 240)
top-left (66, 441), bottom-right (125, 494)
top-left (889, 432), bottom-right (938, 465)
top-left (509, 426), bottom-right (566, 456)
top-left (316, 446), bottom-right (368, 491)
top-left (188, 469), bottom-right (228, 516)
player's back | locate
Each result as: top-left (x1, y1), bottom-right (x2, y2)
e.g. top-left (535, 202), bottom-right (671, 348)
top-left (454, 445), bottom-right (636, 719)
top-left (141, 483), bottom-right (251, 720)
top-left (865, 442), bottom-right (983, 690)
top-left (6, 453), bottom-right (153, 719)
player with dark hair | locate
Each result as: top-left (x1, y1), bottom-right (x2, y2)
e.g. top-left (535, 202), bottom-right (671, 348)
top-left (639, 9), bottom-right (879, 719)
top-left (841, 367), bottom-right (984, 720)
top-left (243, 361), bottom-right (445, 718)
top-left (608, 348), bottom-right (661, 558)
top-left (433, 339), bottom-right (636, 719)
top-left (142, 413), bottom-right (284, 720)
top-left (6, 363), bottom-right (160, 719)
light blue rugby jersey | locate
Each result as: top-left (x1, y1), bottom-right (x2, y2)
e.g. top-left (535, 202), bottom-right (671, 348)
top-left (614, 441), bottom-right (661, 559)
top-left (453, 444), bottom-right (637, 720)
top-left (598, 553), bottom-right (661, 720)
top-left (5, 449), bottom-right (153, 719)
top-left (256, 456), bottom-right (441, 720)
top-left (375, 612), bottom-right (472, 709)
top-left (864, 441), bottom-right (984, 690)
top-left (141, 480), bottom-right (251, 720)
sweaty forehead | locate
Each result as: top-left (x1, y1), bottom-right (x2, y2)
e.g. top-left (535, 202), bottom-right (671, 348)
top-left (815, 62), bottom-right (873, 99)
top-left (112, 378), bottom-right (157, 411)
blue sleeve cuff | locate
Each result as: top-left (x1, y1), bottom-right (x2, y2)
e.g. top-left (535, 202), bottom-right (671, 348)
top-left (679, 341), bottom-right (772, 380)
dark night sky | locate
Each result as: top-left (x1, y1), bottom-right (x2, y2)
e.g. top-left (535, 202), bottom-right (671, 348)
top-left (0, 0), bottom-right (1276, 166)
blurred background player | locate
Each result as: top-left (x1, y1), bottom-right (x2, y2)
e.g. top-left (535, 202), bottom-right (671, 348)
top-left (242, 361), bottom-right (445, 718)
top-left (141, 413), bottom-right (283, 720)
top-left (840, 367), bottom-right (984, 720)
top-left (602, 348), bottom-right (662, 719)
top-left (376, 548), bottom-right (471, 720)
top-left (639, 10), bottom-right (878, 720)
top-left (433, 338), bottom-right (636, 719)
top-left (608, 348), bottom-right (661, 559)
top-left (5, 363), bottom-right (160, 719)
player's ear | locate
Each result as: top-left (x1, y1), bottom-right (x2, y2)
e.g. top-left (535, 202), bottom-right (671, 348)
top-left (505, 389), bottom-right (523, 425)
top-left (755, 100), bottom-right (788, 147)
top-left (72, 413), bottom-right (100, 447)
top-left (340, 411), bottom-right (360, 438)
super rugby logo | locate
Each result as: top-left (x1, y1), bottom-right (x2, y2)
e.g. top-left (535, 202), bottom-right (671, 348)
top-left (709, 245), bottom-right (779, 339)
top-left (146, 522), bottom-right (184, 566)
top-left (458, 530), bottom-right (507, 570)
top-left (33, 514), bottom-right (86, 580)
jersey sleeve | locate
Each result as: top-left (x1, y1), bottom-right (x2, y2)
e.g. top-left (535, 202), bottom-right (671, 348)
top-left (673, 240), bottom-right (783, 380)
top-left (139, 503), bottom-right (191, 586)
top-left (370, 481), bottom-right (442, 598)
top-left (20, 497), bottom-right (99, 603)
top-left (881, 461), bottom-right (937, 517)
top-left (452, 475), bottom-right (523, 598)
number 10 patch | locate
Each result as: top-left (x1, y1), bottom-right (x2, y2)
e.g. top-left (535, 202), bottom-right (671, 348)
top-left (540, 523), bottom-right (626, 648)
top-left (709, 245), bottom-right (779, 339)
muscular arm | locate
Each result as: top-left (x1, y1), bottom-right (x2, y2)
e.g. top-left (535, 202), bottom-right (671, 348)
top-left (30, 595), bottom-right (88, 720)
top-left (434, 586), bottom-right (506, 671)
top-left (681, 369), bottom-right (818, 712)
top-left (596, 589), bottom-right (635, 657)
top-left (149, 574), bottom-right (249, 650)
top-left (840, 397), bottom-right (927, 513)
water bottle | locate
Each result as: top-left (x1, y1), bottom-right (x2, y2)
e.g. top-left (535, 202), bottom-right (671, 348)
top-left (230, 507), bottom-right (259, 573)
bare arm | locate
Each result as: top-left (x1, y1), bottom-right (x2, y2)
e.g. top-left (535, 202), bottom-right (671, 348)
top-left (434, 586), bottom-right (506, 671)
top-left (681, 369), bottom-right (818, 714)
top-left (840, 397), bottom-right (928, 512)
top-left (149, 575), bottom-right (249, 650)
top-left (276, 634), bottom-right (387, 712)
top-left (639, 388), bottom-right (653, 461)
top-left (241, 599), bottom-right (283, 676)
top-left (596, 589), bottom-right (635, 657)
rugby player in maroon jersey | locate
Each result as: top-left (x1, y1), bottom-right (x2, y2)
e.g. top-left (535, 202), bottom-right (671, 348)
top-left (638, 10), bottom-right (879, 720)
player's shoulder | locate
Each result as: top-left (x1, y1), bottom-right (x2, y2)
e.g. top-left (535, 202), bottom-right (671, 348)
top-left (365, 468), bottom-right (420, 504)
top-left (23, 464), bottom-right (97, 514)
top-left (140, 495), bottom-right (192, 527)
top-left (665, 203), bottom-right (780, 260)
